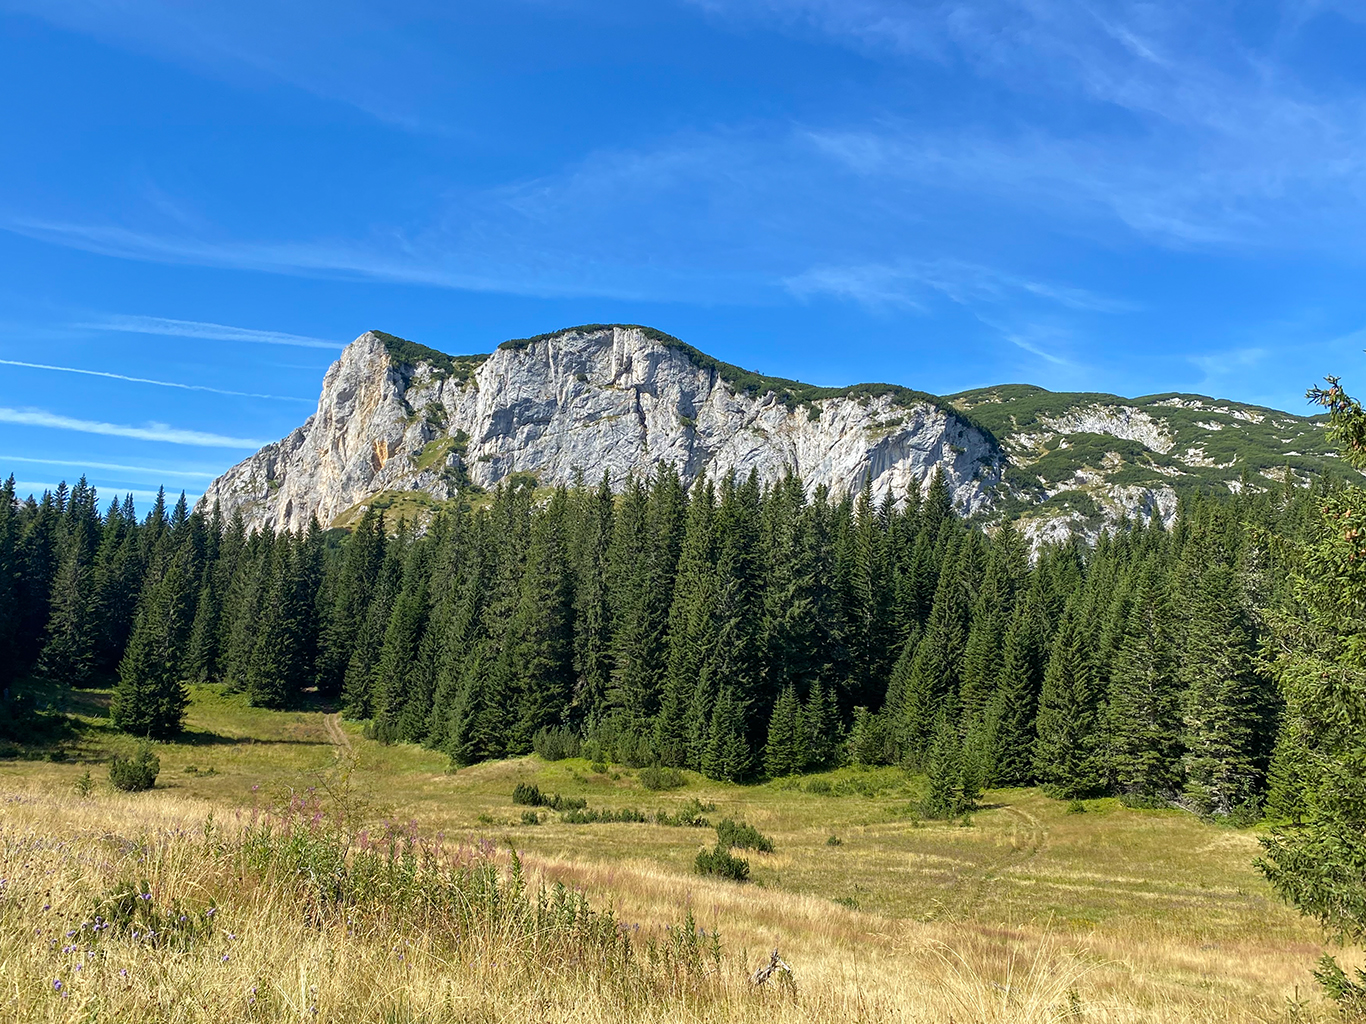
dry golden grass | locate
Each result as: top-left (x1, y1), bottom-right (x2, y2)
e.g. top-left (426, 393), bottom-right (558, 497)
top-left (0, 686), bottom-right (1347, 1022)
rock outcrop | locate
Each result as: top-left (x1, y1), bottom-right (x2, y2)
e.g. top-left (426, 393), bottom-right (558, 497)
top-left (201, 326), bottom-right (1003, 533)
top-left (201, 324), bottom-right (1349, 541)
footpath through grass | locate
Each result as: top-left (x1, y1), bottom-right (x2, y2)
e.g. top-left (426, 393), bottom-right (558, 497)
top-left (0, 684), bottom-right (1345, 1022)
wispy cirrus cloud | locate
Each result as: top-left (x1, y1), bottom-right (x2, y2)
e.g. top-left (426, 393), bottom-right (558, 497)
top-left (0, 358), bottom-right (314, 402)
top-left (0, 454), bottom-right (220, 479)
top-left (75, 314), bottom-right (343, 349)
top-left (0, 407), bottom-right (265, 448)
top-left (786, 259), bottom-right (1134, 313)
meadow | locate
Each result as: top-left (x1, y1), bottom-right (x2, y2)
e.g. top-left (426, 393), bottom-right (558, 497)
top-left (0, 683), bottom-right (1346, 1022)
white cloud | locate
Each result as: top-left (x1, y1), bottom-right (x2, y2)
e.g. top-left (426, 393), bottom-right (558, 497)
top-left (0, 358), bottom-right (314, 402)
top-left (0, 454), bottom-right (221, 479)
top-left (75, 314), bottom-right (343, 349)
top-left (0, 407), bottom-right (265, 448)
top-left (786, 259), bottom-right (1133, 313)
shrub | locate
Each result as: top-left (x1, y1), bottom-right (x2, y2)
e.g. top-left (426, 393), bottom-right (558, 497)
top-left (532, 726), bottom-right (581, 762)
top-left (1067, 799), bottom-right (1088, 814)
top-left (638, 766), bottom-right (686, 791)
top-left (653, 798), bottom-right (715, 827)
top-left (512, 784), bottom-right (586, 811)
top-left (109, 743), bottom-right (160, 792)
top-left (561, 806), bottom-right (648, 824)
top-left (73, 770), bottom-right (94, 797)
top-left (1118, 792), bottom-right (1167, 810)
top-left (805, 778), bottom-right (833, 795)
top-left (715, 818), bottom-right (774, 853)
top-left (826, 834), bottom-right (843, 846)
top-left (695, 844), bottom-right (749, 882)
top-left (521, 810), bottom-right (541, 826)
top-left (590, 761), bottom-right (609, 775)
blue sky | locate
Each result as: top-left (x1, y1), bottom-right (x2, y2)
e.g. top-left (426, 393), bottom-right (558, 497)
top-left (3, 0), bottom-right (1366, 508)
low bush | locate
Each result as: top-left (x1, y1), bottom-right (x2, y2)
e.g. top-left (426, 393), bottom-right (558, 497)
top-left (715, 818), bottom-right (774, 853)
top-left (532, 726), bottom-right (581, 762)
top-left (654, 798), bottom-right (714, 827)
top-left (520, 810), bottom-right (541, 826)
top-left (561, 806), bottom-right (648, 824)
top-left (109, 743), bottom-right (160, 792)
top-left (638, 766), bottom-right (686, 791)
top-left (695, 844), bottom-right (749, 882)
top-left (511, 784), bottom-right (586, 811)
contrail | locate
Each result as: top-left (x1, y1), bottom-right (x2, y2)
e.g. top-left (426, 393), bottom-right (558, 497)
top-left (78, 314), bottom-right (344, 349)
top-left (0, 455), bottom-right (220, 480)
top-left (0, 407), bottom-right (265, 448)
top-left (0, 358), bottom-right (314, 403)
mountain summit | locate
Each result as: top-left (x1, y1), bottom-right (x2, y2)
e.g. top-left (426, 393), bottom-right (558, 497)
top-left (200, 324), bottom-right (1344, 540)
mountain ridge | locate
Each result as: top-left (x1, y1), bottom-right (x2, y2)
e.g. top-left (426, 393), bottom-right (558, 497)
top-left (199, 324), bottom-right (1349, 542)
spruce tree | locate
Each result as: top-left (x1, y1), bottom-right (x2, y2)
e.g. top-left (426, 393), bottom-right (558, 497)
top-left (1180, 561), bottom-right (1273, 815)
top-left (763, 684), bottom-right (804, 778)
top-left (703, 685), bottom-right (752, 782)
top-left (1033, 596), bottom-right (1104, 798)
top-left (1107, 557), bottom-right (1183, 800)
top-left (803, 677), bottom-right (839, 770)
top-left (1258, 377), bottom-right (1366, 981)
top-left (989, 576), bottom-right (1049, 786)
top-left (506, 488), bottom-right (576, 751)
top-left (111, 549), bottom-right (194, 738)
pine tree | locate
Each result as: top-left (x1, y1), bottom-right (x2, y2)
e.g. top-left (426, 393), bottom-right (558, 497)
top-left (1258, 377), bottom-right (1366, 973)
top-left (763, 684), bottom-right (804, 778)
top-left (921, 710), bottom-right (981, 819)
top-left (989, 576), bottom-right (1049, 786)
top-left (1180, 561), bottom-right (1274, 815)
top-left (1107, 557), bottom-right (1183, 800)
top-left (506, 488), bottom-right (576, 751)
top-left (659, 475), bottom-right (717, 767)
top-left (803, 677), bottom-right (839, 770)
top-left (37, 527), bottom-right (98, 686)
top-left (703, 685), bottom-right (752, 782)
top-left (1033, 596), bottom-right (1104, 798)
top-left (110, 549), bottom-right (194, 738)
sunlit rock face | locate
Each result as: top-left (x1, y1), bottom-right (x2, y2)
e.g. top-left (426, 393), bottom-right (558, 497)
top-left (200, 326), bottom-right (1003, 533)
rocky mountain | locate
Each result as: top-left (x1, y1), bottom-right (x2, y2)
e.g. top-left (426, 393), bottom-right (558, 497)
top-left (200, 323), bottom-right (1348, 540)
top-left (200, 325), bottom-right (1001, 534)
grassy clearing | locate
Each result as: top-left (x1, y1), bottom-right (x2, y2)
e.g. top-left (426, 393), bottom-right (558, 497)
top-left (0, 685), bottom-right (1346, 1022)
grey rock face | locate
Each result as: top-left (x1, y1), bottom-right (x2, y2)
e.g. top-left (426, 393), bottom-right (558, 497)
top-left (200, 326), bottom-right (1003, 533)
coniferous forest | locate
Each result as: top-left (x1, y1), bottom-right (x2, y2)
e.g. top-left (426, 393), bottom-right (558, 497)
top-left (0, 458), bottom-right (1330, 819)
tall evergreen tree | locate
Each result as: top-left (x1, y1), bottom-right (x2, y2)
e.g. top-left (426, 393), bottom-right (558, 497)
top-left (1033, 595), bottom-right (1105, 797)
top-left (763, 684), bottom-right (804, 777)
top-left (110, 548), bottom-right (195, 738)
top-left (1107, 557), bottom-right (1183, 799)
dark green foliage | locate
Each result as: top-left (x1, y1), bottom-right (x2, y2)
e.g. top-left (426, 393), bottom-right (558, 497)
top-left (763, 685), bottom-right (804, 778)
top-left (109, 742), bottom-right (160, 791)
top-left (638, 765), bottom-right (685, 790)
top-left (511, 784), bottom-right (586, 812)
top-left (694, 844), bottom-right (750, 882)
top-left (532, 725), bottom-right (581, 761)
top-left (920, 713), bottom-right (982, 819)
top-left (111, 549), bottom-right (195, 739)
top-left (714, 818), bottom-right (774, 852)
top-left (372, 330), bottom-right (488, 384)
top-left (1033, 598), bottom-right (1104, 798)
top-left (1107, 558), bottom-right (1183, 800)
top-left (0, 446), bottom-right (1322, 827)
top-left (561, 806), bottom-right (649, 824)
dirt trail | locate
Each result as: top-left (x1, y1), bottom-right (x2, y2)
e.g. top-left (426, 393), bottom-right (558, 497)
top-left (324, 713), bottom-right (352, 752)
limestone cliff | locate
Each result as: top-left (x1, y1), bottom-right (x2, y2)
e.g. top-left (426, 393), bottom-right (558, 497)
top-left (200, 325), bottom-right (1003, 533)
